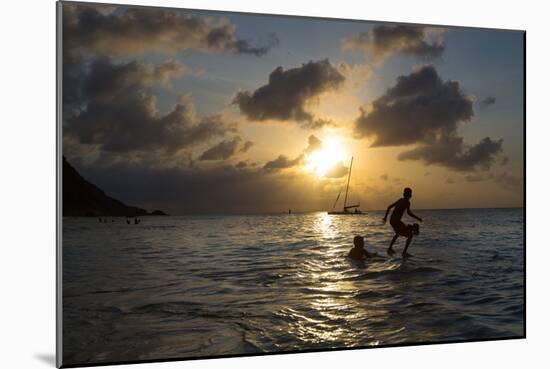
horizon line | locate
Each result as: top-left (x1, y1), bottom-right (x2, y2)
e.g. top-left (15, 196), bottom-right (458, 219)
top-left (65, 206), bottom-right (524, 217)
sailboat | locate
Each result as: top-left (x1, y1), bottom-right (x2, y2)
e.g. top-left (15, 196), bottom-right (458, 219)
top-left (327, 156), bottom-right (365, 215)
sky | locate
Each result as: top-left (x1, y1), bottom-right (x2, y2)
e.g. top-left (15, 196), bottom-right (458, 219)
top-left (62, 2), bottom-right (524, 214)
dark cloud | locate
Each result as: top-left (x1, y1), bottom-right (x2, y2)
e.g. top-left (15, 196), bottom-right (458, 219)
top-left (63, 3), bottom-right (278, 57)
top-left (199, 137), bottom-right (254, 160)
top-left (236, 161), bottom-right (249, 168)
top-left (76, 161), bottom-right (333, 215)
top-left (479, 96), bottom-right (497, 108)
top-left (240, 141), bottom-right (255, 153)
top-left (233, 34), bottom-right (280, 56)
top-left (233, 59), bottom-right (345, 128)
top-left (355, 65), bottom-right (503, 171)
top-left (464, 173), bottom-right (494, 182)
top-left (65, 58), bottom-right (231, 154)
top-left (398, 136), bottom-right (504, 171)
top-left (355, 65), bottom-right (474, 147)
top-left (305, 135), bottom-right (322, 153)
top-left (263, 134), bottom-right (325, 172)
top-left (343, 25), bottom-right (445, 62)
top-left (325, 162), bottom-right (349, 178)
top-left (199, 137), bottom-right (242, 160)
top-left (380, 174), bottom-right (389, 181)
top-left (446, 178), bottom-right (456, 184)
top-left (62, 3), bottom-right (274, 163)
top-left (263, 155), bottom-right (304, 172)
top-left (463, 171), bottom-right (522, 192)
top-left (494, 172), bottom-right (522, 192)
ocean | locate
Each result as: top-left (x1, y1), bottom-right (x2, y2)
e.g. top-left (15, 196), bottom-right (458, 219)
top-left (62, 208), bottom-right (524, 365)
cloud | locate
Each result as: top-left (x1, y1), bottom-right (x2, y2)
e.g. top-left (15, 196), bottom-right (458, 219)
top-left (445, 178), bottom-right (456, 184)
top-left (325, 162), bottom-right (349, 178)
top-left (63, 3), bottom-right (278, 57)
top-left (380, 174), bottom-right (389, 181)
top-left (236, 161), bottom-right (249, 168)
top-left (398, 136), bottom-right (504, 171)
top-left (462, 171), bottom-right (522, 192)
top-left (494, 172), bottom-right (522, 192)
top-left (262, 134), bottom-right (326, 172)
top-left (305, 135), bottom-right (322, 153)
top-left (199, 137), bottom-right (253, 160)
top-left (233, 59), bottom-right (345, 128)
top-left (199, 137), bottom-right (241, 160)
top-left (464, 173), bottom-right (494, 182)
top-left (263, 154), bottom-right (304, 172)
top-left (65, 58), bottom-right (231, 155)
top-left (75, 160), bottom-right (335, 215)
top-left (354, 65), bottom-right (474, 146)
top-left (354, 65), bottom-right (503, 171)
top-left (343, 25), bottom-right (445, 62)
top-left (479, 96), bottom-right (497, 108)
top-left (240, 141), bottom-right (255, 153)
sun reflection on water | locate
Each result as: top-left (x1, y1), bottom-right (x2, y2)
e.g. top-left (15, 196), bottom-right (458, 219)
top-left (275, 212), bottom-right (388, 347)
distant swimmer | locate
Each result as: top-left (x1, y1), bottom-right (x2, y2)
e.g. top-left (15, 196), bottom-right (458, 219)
top-left (383, 187), bottom-right (423, 257)
top-left (348, 235), bottom-right (377, 261)
top-left (126, 219), bottom-right (130, 224)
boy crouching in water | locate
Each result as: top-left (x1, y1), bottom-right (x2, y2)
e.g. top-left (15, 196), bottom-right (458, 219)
top-left (348, 235), bottom-right (377, 261)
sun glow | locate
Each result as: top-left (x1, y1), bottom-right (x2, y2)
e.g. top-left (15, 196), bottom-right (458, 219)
top-left (305, 137), bottom-right (347, 177)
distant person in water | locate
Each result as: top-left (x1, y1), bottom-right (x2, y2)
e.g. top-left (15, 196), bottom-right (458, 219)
top-left (383, 187), bottom-right (422, 257)
top-left (348, 235), bottom-right (377, 261)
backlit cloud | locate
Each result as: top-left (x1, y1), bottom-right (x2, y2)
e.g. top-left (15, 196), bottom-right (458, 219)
top-left (355, 65), bottom-right (474, 146)
top-left (324, 162), bottom-right (349, 178)
top-left (199, 137), bottom-right (254, 160)
top-left (398, 136), bottom-right (504, 172)
top-left (66, 58), bottom-right (231, 154)
top-left (233, 59), bottom-right (345, 128)
top-left (263, 154), bottom-right (304, 172)
top-left (343, 25), bottom-right (445, 62)
top-left (479, 96), bottom-right (497, 109)
top-left (354, 65), bottom-right (503, 171)
top-left (63, 3), bottom-right (278, 57)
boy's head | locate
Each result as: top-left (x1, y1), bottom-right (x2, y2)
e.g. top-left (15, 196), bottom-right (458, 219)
top-left (403, 187), bottom-right (412, 199)
top-left (353, 235), bottom-right (364, 248)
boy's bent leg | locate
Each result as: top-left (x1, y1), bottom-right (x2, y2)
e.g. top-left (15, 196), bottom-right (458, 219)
top-left (387, 234), bottom-right (399, 254)
top-left (402, 235), bottom-right (414, 257)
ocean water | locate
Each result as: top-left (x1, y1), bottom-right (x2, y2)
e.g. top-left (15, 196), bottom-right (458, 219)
top-left (62, 208), bottom-right (524, 365)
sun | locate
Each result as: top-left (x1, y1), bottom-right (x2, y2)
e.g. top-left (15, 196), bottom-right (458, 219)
top-left (305, 137), bottom-right (347, 177)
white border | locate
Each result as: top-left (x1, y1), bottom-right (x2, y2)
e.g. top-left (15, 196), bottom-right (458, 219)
top-left (1, 1), bottom-right (547, 368)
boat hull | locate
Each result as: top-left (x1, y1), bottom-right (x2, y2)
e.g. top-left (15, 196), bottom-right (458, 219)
top-left (327, 211), bottom-right (367, 215)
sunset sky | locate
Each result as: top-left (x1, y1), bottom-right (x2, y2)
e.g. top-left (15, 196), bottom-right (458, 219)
top-left (62, 2), bottom-right (524, 214)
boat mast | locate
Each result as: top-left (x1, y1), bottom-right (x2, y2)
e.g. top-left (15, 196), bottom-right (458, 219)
top-left (343, 156), bottom-right (353, 210)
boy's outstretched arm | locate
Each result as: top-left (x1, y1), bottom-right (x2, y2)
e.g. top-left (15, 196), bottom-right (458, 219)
top-left (383, 201), bottom-right (397, 223)
top-left (407, 205), bottom-right (423, 222)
